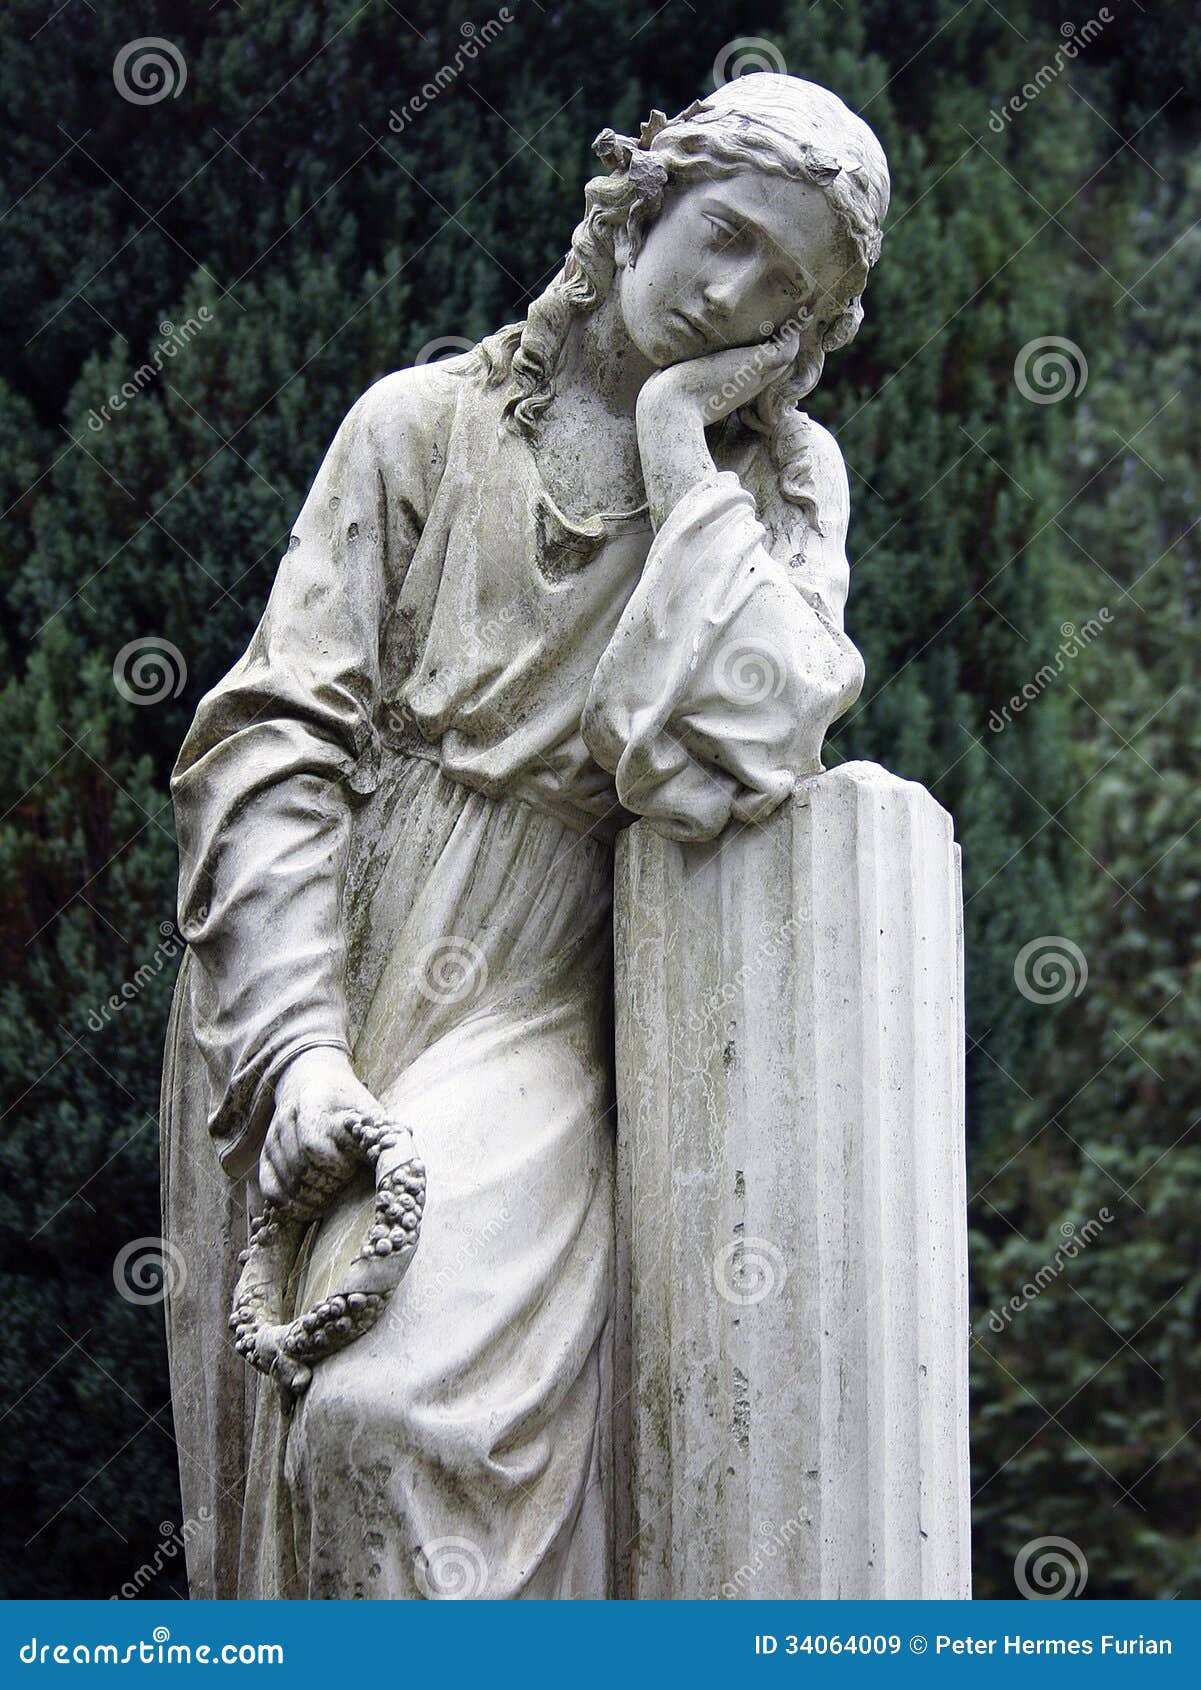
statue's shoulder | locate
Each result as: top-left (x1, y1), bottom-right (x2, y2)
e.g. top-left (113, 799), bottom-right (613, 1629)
top-left (799, 416), bottom-right (851, 523)
top-left (801, 414), bottom-right (847, 478)
top-left (732, 411), bottom-right (850, 550)
top-left (342, 353), bottom-right (483, 469)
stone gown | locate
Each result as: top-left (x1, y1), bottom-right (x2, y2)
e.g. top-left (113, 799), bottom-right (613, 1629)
top-left (160, 345), bottom-right (864, 1599)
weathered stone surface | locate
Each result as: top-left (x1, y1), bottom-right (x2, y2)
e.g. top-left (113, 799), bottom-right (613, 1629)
top-left (613, 760), bottom-right (970, 1599)
top-left (161, 73), bottom-right (904, 1599)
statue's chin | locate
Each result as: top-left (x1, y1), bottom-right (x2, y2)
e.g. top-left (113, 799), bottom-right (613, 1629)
top-left (648, 337), bottom-right (703, 371)
top-left (619, 311), bottom-right (692, 372)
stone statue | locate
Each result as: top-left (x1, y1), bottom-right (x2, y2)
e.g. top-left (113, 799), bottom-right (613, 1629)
top-left (162, 72), bottom-right (897, 1600)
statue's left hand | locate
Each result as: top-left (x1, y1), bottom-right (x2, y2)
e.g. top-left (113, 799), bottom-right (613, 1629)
top-left (258, 1046), bottom-right (385, 1208)
top-left (634, 328), bottom-right (802, 528)
top-left (235, 1051), bottom-right (425, 1407)
top-left (639, 325), bottom-right (803, 431)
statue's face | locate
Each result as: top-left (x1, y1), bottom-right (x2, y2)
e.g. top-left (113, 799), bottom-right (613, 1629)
top-left (616, 166), bottom-right (850, 367)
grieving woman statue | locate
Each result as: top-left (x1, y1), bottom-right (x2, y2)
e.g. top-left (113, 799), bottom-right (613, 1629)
top-left (162, 71), bottom-right (889, 1600)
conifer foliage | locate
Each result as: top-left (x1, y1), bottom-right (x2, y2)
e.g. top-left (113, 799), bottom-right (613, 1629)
top-left (0, 0), bottom-right (1195, 1598)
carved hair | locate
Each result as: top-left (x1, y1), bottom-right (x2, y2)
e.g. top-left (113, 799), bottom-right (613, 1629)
top-left (474, 75), bottom-right (890, 511)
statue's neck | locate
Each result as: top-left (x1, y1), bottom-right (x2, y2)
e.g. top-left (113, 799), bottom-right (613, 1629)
top-left (557, 289), bottom-right (656, 419)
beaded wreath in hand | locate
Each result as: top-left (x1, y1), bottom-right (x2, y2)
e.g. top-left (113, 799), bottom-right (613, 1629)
top-left (229, 1116), bottom-right (426, 1411)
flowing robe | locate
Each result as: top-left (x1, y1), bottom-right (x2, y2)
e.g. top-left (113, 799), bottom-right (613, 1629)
top-left (160, 349), bottom-right (864, 1598)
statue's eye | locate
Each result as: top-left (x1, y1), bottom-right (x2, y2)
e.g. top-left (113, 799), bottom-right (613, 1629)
top-left (704, 214), bottom-right (744, 250)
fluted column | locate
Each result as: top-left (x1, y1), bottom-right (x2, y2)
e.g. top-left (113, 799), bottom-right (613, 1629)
top-left (611, 760), bottom-right (970, 1600)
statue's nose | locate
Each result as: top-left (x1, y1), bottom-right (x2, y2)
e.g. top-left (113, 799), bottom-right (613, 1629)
top-left (702, 254), bottom-right (766, 324)
top-left (701, 270), bottom-right (743, 319)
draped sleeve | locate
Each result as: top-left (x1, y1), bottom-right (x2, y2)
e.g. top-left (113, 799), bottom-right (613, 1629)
top-left (171, 365), bottom-right (453, 1177)
top-left (580, 420), bottom-right (865, 843)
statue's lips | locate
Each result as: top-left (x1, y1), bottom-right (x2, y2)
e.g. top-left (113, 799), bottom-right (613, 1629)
top-left (670, 308), bottom-right (714, 345)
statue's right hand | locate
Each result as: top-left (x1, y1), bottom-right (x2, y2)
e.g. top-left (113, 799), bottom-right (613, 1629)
top-left (259, 1046), bottom-right (384, 1208)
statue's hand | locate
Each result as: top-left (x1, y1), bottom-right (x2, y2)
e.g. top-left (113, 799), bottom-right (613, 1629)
top-left (259, 1046), bottom-right (384, 1208)
top-left (634, 329), bottom-right (802, 528)
top-left (639, 325), bottom-right (803, 431)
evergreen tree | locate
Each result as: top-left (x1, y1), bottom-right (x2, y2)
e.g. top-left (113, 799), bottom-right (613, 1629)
top-left (969, 153), bottom-right (1201, 1600)
top-left (0, 0), bottom-right (1194, 1598)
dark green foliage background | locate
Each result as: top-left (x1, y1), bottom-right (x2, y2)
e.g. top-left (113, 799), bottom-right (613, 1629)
top-left (0, 0), bottom-right (1196, 1599)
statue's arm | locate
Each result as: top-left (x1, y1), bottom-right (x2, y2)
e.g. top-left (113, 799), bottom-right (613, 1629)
top-left (581, 418), bottom-right (864, 843)
top-left (172, 368), bottom-right (451, 1178)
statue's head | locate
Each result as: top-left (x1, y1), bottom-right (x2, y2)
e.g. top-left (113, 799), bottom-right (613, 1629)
top-left (598, 75), bottom-right (890, 394)
top-left (479, 73), bottom-right (889, 507)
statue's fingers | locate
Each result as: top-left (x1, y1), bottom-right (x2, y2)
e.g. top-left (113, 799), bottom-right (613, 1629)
top-left (310, 1110), bottom-right (363, 1167)
top-left (773, 321), bottom-right (803, 353)
top-left (258, 1150), bottom-right (285, 1208)
top-left (342, 1104), bottom-right (387, 1147)
top-left (755, 335), bottom-right (798, 380)
top-left (274, 1111), bottom-right (302, 1182)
